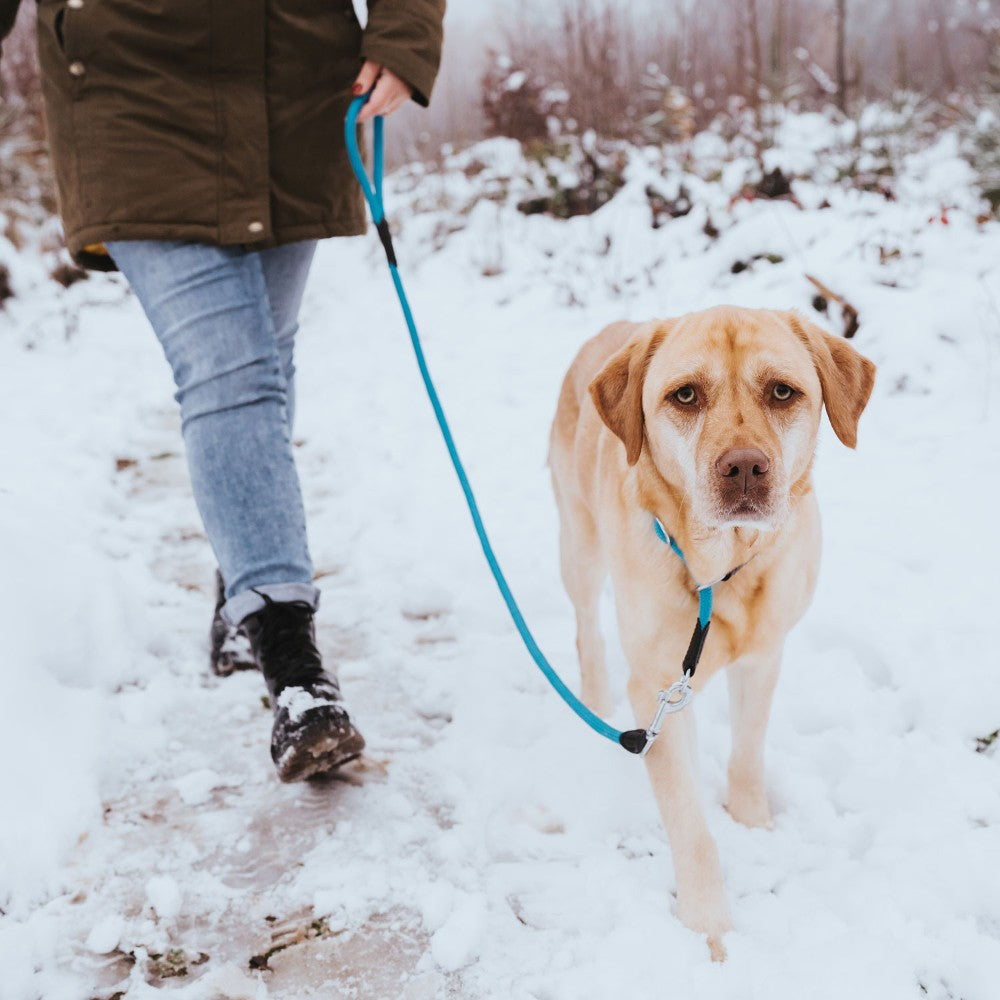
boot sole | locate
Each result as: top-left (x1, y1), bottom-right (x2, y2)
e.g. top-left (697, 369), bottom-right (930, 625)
top-left (211, 653), bottom-right (260, 678)
top-left (273, 712), bottom-right (366, 783)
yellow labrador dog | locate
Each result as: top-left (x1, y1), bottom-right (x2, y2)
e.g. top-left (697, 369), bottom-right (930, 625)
top-left (549, 306), bottom-right (875, 959)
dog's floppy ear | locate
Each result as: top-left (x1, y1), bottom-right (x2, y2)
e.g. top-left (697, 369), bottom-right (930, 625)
top-left (784, 311), bottom-right (876, 448)
top-left (588, 323), bottom-right (668, 466)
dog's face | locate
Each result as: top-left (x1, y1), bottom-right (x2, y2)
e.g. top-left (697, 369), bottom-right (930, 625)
top-left (590, 307), bottom-right (876, 532)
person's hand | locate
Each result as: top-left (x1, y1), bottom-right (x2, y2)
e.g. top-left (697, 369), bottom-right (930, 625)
top-left (352, 61), bottom-right (412, 122)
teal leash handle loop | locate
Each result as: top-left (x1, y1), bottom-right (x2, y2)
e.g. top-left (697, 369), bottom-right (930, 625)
top-left (345, 93), bottom-right (647, 754)
top-left (346, 100), bottom-right (396, 265)
top-left (345, 98), bottom-right (384, 220)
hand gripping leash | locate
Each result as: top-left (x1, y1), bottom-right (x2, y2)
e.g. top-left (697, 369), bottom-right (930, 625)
top-left (344, 94), bottom-right (725, 756)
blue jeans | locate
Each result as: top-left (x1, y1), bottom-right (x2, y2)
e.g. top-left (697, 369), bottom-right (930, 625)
top-left (106, 238), bottom-right (321, 626)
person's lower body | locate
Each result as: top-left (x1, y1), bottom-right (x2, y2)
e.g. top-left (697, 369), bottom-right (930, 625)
top-left (106, 238), bottom-right (364, 780)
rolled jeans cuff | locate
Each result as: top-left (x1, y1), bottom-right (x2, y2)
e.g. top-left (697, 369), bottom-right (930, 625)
top-left (221, 583), bottom-right (321, 627)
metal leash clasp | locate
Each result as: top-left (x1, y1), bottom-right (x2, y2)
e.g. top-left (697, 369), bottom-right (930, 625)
top-left (640, 674), bottom-right (694, 756)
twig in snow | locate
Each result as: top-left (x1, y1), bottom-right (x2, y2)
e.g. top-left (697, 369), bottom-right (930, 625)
top-left (805, 273), bottom-right (860, 338)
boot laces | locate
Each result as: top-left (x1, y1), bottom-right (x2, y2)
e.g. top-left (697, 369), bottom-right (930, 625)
top-left (249, 599), bottom-right (333, 698)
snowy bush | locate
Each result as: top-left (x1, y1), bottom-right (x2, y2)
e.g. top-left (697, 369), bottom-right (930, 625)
top-left (481, 51), bottom-right (566, 143)
top-left (515, 134), bottom-right (628, 219)
top-left (961, 32), bottom-right (1000, 215)
top-left (637, 65), bottom-right (696, 146)
top-left (965, 106), bottom-right (1000, 213)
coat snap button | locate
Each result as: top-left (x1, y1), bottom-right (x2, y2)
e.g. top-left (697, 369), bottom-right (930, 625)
top-left (68, 61), bottom-right (86, 77)
top-left (67, 0), bottom-right (83, 8)
top-left (247, 221), bottom-right (264, 234)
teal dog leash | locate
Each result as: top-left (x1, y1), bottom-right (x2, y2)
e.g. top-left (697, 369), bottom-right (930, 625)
top-left (344, 94), bottom-right (742, 755)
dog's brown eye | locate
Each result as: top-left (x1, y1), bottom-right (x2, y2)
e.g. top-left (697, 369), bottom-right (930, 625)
top-left (674, 385), bottom-right (697, 405)
top-left (772, 383), bottom-right (795, 402)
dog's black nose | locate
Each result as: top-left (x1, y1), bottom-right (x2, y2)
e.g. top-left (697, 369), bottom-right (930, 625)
top-left (715, 448), bottom-right (770, 494)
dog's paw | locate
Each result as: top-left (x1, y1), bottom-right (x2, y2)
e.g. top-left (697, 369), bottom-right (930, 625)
top-left (677, 893), bottom-right (732, 963)
top-left (725, 771), bottom-right (773, 829)
top-left (707, 935), bottom-right (728, 963)
top-left (725, 789), bottom-right (773, 829)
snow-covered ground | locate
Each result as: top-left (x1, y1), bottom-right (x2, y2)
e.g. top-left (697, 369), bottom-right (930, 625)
top-left (1, 112), bottom-right (999, 1000)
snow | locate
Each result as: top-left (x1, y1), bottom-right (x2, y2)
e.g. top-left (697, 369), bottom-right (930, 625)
top-left (503, 70), bottom-right (527, 92)
top-left (145, 876), bottom-right (183, 923)
top-left (1, 110), bottom-right (999, 999)
top-left (172, 769), bottom-right (228, 807)
top-left (86, 916), bottom-right (126, 955)
top-left (276, 687), bottom-right (338, 724)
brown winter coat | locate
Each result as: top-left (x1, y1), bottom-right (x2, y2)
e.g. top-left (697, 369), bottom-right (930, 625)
top-left (0, 0), bottom-right (444, 271)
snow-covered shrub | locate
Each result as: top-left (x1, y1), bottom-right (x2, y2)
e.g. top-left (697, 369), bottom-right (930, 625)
top-left (515, 134), bottom-right (627, 219)
top-left (637, 65), bottom-right (696, 146)
top-left (832, 93), bottom-right (945, 197)
top-left (701, 95), bottom-right (959, 203)
top-left (1, 12), bottom-right (57, 257)
top-left (960, 32), bottom-right (1000, 215)
top-left (965, 106), bottom-right (1000, 213)
top-left (1, 99), bottom-right (93, 303)
top-left (0, 103), bottom-right (58, 235)
top-left (481, 51), bottom-right (567, 143)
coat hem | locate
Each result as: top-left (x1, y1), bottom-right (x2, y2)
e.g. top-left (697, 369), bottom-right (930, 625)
top-left (67, 218), bottom-right (369, 272)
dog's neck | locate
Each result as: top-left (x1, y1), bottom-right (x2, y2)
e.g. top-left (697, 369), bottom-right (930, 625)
top-left (634, 456), bottom-right (807, 586)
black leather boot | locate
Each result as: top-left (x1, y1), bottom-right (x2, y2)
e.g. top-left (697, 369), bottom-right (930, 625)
top-left (210, 571), bottom-right (259, 677)
top-left (242, 595), bottom-right (365, 782)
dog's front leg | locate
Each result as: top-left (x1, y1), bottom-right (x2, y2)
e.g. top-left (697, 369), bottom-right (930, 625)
top-left (557, 509), bottom-right (612, 716)
top-left (629, 678), bottom-right (732, 961)
top-left (725, 649), bottom-right (782, 829)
